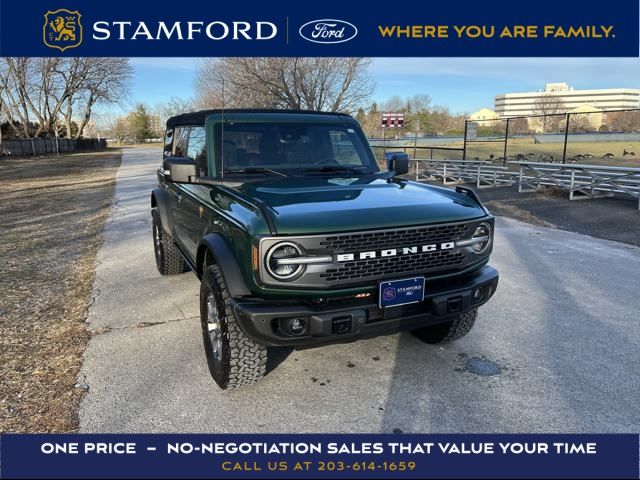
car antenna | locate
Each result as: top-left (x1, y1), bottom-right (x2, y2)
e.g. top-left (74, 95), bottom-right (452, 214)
top-left (220, 78), bottom-right (225, 181)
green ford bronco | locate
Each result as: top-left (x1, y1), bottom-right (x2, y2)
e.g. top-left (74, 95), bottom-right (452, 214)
top-left (151, 109), bottom-right (499, 389)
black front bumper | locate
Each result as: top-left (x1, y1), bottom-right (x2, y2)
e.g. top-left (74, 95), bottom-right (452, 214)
top-left (230, 266), bottom-right (499, 347)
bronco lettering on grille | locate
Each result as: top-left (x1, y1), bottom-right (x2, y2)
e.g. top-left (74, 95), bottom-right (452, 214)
top-left (336, 242), bottom-right (455, 262)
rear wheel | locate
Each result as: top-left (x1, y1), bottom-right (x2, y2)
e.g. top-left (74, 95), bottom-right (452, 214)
top-left (200, 264), bottom-right (267, 389)
top-left (151, 209), bottom-right (185, 275)
top-left (411, 308), bottom-right (478, 344)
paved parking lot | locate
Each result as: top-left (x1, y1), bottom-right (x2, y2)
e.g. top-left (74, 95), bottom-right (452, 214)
top-left (79, 147), bottom-right (640, 433)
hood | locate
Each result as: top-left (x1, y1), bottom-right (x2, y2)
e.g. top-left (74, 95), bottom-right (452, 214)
top-left (236, 175), bottom-right (486, 235)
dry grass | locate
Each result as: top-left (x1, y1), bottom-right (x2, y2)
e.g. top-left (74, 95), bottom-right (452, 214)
top-left (0, 150), bottom-right (121, 432)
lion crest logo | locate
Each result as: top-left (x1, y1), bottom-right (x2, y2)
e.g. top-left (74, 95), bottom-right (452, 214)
top-left (43, 9), bottom-right (82, 51)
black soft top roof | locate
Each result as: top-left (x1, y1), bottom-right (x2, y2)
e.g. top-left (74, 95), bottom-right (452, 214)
top-left (165, 109), bottom-right (352, 128)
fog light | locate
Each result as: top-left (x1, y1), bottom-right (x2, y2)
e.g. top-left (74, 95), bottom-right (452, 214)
top-left (289, 318), bottom-right (306, 335)
top-left (472, 287), bottom-right (484, 302)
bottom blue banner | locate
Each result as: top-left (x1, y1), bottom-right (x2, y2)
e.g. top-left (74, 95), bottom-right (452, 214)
top-left (1, 434), bottom-right (638, 479)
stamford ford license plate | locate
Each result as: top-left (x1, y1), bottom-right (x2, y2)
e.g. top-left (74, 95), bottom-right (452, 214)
top-left (379, 276), bottom-right (425, 308)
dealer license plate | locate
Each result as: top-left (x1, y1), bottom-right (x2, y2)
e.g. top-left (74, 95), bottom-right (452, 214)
top-left (379, 276), bottom-right (425, 308)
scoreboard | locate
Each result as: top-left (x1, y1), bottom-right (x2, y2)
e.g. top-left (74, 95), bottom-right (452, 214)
top-left (382, 112), bottom-right (405, 128)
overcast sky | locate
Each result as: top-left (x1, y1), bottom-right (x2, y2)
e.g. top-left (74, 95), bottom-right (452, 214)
top-left (118, 57), bottom-right (640, 115)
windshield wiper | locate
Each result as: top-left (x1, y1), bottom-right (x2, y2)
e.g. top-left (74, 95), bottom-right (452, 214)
top-left (226, 167), bottom-right (287, 177)
top-left (302, 165), bottom-right (369, 175)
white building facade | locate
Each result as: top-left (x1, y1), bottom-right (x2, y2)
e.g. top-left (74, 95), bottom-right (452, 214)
top-left (495, 83), bottom-right (640, 117)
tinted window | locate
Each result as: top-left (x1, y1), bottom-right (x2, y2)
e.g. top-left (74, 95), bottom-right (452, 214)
top-left (215, 123), bottom-right (376, 174)
top-left (329, 130), bottom-right (362, 165)
top-left (163, 128), bottom-right (174, 158)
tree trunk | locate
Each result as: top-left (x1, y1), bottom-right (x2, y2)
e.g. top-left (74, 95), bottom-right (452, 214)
top-left (65, 97), bottom-right (73, 138)
top-left (75, 94), bottom-right (95, 139)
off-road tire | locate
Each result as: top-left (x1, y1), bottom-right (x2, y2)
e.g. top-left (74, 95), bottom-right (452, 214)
top-left (411, 308), bottom-right (478, 344)
top-left (200, 264), bottom-right (267, 389)
top-left (152, 208), bottom-right (185, 275)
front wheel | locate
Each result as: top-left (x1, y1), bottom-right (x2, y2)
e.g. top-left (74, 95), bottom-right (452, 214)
top-left (200, 264), bottom-right (267, 389)
top-left (411, 308), bottom-right (478, 344)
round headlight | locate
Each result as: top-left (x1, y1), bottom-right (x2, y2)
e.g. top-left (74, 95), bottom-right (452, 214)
top-left (265, 242), bottom-right (304, 280)
top-left (471, 222), bottom-right (492, 254)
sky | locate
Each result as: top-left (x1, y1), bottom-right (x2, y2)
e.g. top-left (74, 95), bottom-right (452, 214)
top-left (117, 57), bottom-right (640, 115)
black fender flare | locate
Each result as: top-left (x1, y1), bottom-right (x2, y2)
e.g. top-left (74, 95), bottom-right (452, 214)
top-left (151, 187), bottom-right (173, 234)
top-left (196, 233), bottom-right (251, 297)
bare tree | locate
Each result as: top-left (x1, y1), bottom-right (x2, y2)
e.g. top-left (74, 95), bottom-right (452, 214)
top-left (568, 114), bottom-right (595, 133)
top-left (381, 94), bottom-right (431, 115)
top-left (380, 95), bottom-right (406, 112)
top-left (0, 57), bottom-right (131, 139)
top-left (0, 62), bottom-right (9, 144)
top-left (0, 58), bottom-right (83, 138)
top-left (407, 94), bottom-right (431, 113)
top-left (196, 58), bottom-right (374, 113)
top-left (67, 58), bottom-right (132, 139)
top-left (102, 114), bottom-right (129, 146)
top-left (509, 117), bottom-right (530, 135)
top-left (155, 96), bottom-right (193, 125)
top-left (428, 106), bottom-right (457, 135)
top-left (607, 110), bottom-right (640, 132)
top-left (532, 94), bottom-right (566, 132)
top-left (356, 94), bottom-right (463, 137)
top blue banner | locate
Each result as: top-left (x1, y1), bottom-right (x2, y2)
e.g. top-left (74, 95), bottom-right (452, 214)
top-left (0, 0), bottom-right (638, 57)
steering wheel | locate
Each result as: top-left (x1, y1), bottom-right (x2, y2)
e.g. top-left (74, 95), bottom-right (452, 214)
top-left (312, 156), bottom-right (339, 166)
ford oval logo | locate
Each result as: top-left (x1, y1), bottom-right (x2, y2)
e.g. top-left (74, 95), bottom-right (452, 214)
top-left (299, 19), bottom-right (358, 44)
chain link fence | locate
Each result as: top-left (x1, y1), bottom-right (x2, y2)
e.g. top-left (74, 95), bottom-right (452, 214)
top-left (369, 137), bottom-right (465, 169)
top-left (463, 118), bottom-right (508, 162)
top-left (0, 137), bottom-right (107, 157)
top-left (463, 109), bottom-right (640, 168)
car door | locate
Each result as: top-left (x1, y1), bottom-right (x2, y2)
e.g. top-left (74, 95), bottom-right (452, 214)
top-left (158, 126), bottom-right (182, 235)
top-left (172, 125), bottom-right (209, 262)
top-left (168, 126), bottom-right (195, 256)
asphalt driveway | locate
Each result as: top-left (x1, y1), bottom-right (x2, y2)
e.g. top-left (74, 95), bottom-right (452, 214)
top-left (79, 147), bottom-right (640, 433)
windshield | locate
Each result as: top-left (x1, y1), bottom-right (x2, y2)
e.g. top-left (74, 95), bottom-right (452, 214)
top-left (215, 122), bottom-right (378, 175)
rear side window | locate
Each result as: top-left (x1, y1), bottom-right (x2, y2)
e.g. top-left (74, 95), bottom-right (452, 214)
top-left (163, 128), bottom-right (174, 158)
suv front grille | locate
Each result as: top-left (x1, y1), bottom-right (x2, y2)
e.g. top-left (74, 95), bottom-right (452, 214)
top-left (318, 223), bottom-right (470, 283)
top-left (319, 224), bottom-right (469, 253)
top-left (258, 220), bottom-right (489, 288)
top-left (320, 250), bottom-right (465, 282)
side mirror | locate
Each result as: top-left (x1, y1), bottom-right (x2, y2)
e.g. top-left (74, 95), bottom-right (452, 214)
top-left (163, 157), bottom-right (199, 183)
top-left (386, 152), bottom-right (410, 176)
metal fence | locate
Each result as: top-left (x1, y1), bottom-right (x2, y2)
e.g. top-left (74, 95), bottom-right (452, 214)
top-left (370, 144), bottom-right (464, 165)
top-left (464, 109), bottom-right (640, 167)
top-left (369, 137), bottom-right (465, 169)
top-left (369, 108), bottom-right (640, 169)
top-left (0, 137), bottom-right (107, 157)
top-left (463, 118), bottom-right (508, 163)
